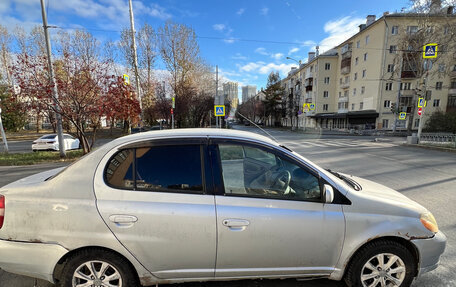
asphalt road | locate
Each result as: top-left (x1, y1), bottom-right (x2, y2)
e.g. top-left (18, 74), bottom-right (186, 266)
top-left (4, 138), bottom-right (112, 154)
top-left (0, 126), bottom-right (455, 287)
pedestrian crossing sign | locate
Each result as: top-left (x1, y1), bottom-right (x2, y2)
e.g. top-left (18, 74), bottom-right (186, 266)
top-left (122, 74), bottom-right (130, 85)
top-left (423, 43), bottom-right (438, 59)
top-left (214, 105), bottom-right (225, 117)
top-left (303, 103), bottom-right (315, 111)
top-left (399, 112), bottom-right (406, 120)
top-left (309, 103), bottom-right (315, 110)
top-left (418, 97), bottom-right (424, 108)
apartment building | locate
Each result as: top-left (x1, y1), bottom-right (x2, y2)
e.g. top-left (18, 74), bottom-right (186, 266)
top-left (241, 85), bottom-right (257, 104)
top-left (223, 81), bottom-right (239, 109)
top-left (282, 2), bottom-right (456, 131)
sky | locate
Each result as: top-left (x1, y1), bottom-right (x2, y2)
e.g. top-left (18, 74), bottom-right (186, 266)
top-left (0, 0), bottom-right (413, 97)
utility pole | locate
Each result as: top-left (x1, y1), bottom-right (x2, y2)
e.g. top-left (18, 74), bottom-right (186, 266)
top-left (128, 0), bottom-right (142, 116)
top-left (40, 0), bottom-right (65, 158)
top-left (417, 64), bottom-right (429, 141)
top-left (215, 65), bottom-right (219, 128)
top-left (393, 57), bottom-right (403, 133)
top-left (0, 101), bottom-right (8, 153)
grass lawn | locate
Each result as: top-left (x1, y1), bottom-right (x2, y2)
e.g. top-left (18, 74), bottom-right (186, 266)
top-left (0, 150), bottom-right (84, 166)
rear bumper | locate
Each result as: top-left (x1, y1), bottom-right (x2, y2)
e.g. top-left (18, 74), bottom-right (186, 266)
top-left (0, 238), bottom-right (68, 283)
top-left (32, 144), bottom-right (58, 151)
top-left (411, 231), bottom-right (447, 276)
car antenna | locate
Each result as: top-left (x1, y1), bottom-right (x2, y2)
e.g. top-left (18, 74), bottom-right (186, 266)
top-left (236, 111), bottom-right (280, 144)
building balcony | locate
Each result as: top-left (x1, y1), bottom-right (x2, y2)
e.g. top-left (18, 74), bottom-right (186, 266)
top-left (450, 71), bottom-right (456, 78)
top-left (338, 96), bottom-right (349, 103)
top-left (401, 70), bottom-right (417, 79)
top-left (338, 108), bottom-right (349, 114)
top-left (341, 50), bottom-right (352, 59)
top-left (305, 72), bottom-right (313, 79)
top-left (305, 110), bottom-right (316, 116)
top-left (341, 66), bottom-right (351, 75)
top-left (341, 82), bottom-right (350, 89)
top-left (305, 93), bottom-right (312, 99)
top-left (449, 88), bottom-right (456, 95)
top-left (305, 98), bottom-right (313, 103)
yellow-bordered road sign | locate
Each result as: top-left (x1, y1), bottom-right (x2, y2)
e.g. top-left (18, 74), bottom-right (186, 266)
top-left (122, 74), bottom-right (130, 85)
top-left (418, 97), bottom-right (424, 108)
top-left (214, 105), bottom-right (225, 117)
top-left (309, 103), bottom-right (315, 110)
top-left (399, 112), bottom-right (406, 120)
top-left (423, 43), bottom-right (438, 59)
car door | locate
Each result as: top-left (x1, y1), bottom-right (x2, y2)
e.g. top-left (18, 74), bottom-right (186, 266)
top-left (211, 140), bottom-right (345, 278)
top-left (94, 138), bottom-right (217, 279)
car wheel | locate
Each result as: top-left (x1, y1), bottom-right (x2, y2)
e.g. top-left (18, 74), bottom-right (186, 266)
top-left (344, 240), bottom-right (416, 287)
top-left (60, 249), bottom-right (138, 287)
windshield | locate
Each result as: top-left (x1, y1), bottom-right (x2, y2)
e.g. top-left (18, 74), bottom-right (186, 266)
top-left (40, 135), bottom-right (57, 140)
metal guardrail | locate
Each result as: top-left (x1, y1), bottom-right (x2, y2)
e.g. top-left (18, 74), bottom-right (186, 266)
top-left (420, 133), bottom-right (456, 147)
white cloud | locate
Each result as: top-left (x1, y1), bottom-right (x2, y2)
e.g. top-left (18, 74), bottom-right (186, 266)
top-left (260, 7), bottom-right (269, 16)
top-left (288, 47), bottom-right (299, 55)
top-left (236, 8), bottom-right (245, 15)
top-left (271, 53), bottom-right (284, 60)
top-left (223, 38), bottom-right (236, 44)
top-left (232, 53), bottom-right (247, 60)
top-left (255, 47), bottom-right (268, 56)
top-left (299, 40), bottom-right (317, 47)
top-left (240, 61), bottom-right (295, 76)
top-left (319, 16), bottom-right (364, 52)
top-left (213, 24), bottom-right (226, 31)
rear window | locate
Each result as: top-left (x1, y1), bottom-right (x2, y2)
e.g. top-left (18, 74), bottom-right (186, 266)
top-left (105, 145), bottom-right (203, 193)
top-left (41, 135), bottom-right (57, 139)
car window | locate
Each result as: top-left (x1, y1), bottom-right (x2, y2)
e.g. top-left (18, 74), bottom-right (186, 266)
top-left (105, 149), bottom-right (135, 189)
top-left (64, 135), bottom-right (73, 140)
top-left (41, 135), bottom-right (56, 139)
top-left (219, 144), bottom-right (321, 201)
top-left (135, 145), bottom-right (203, 193)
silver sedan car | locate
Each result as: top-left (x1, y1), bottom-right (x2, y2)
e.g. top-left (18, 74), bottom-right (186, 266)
top-left (0, 129), bottom-right (446, 287)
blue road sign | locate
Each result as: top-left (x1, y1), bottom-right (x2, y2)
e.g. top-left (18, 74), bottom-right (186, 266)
top-left (214, 105), bottom-right (225, 117)
top-left (423, 44), bottom-right (438, 59)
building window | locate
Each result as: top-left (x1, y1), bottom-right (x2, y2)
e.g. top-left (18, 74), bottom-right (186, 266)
top-left (387, 64), bottom-right (395, 73)
top-left (452, 81), bottom-right (456, 89)
top-left (433, 99), bottom-right (440, 107)
top-left (344, 90), bottom-right (349, 97)
top-left (392, 26), bottom-right (399, 35)
top-left (310, 66), bottom-right (313, 72)
top-left (438, 64), bottom-right (445, 73)
top-left (365, 35), bottom-right (370, 45)
top-left (352, 103), bottom-right (355, 110)
top-left (362, 69), bottom-right (366, 78)
top-left (400, 82), bottom-right (412, 90)
top-left (356, 40), bottom-right (360, 48)
top-left (323, 91), bottom-right (329, 98)
top-left (389, 45), bottom-right (397, 54)
top-left (444, 26), bottom-right (449, 35)
top-left (414, 119), bottom-right (420, 128)
top-left (323, 104), bottom-right (329, 111)
top-left (385, 82), bottom-right (393, 91)
top-left (360, 102), bottom-right (364, 110)
top-left (339, 78), bottom-right (342, 84)
top-left (353, 88), bottom-right (357, 96)
top-left (384, 100), bottom-right (391, 107)
top-left (361, 86), bottom-right (365, 94)
top-left (364, 53), bottom-right (368, 61)
top-left (382, 119), bottom-right (389, 129)
top-left (355, 57), bottom-right (359, 65)
top-left (338, 92), bottom-right (342, 98)
top-left (354, 72), bottom-right (358, 80)
top-left (436, 82), bottom-right (443, 90)
top-left (407, 26), bottom-right (418, 34)
top-left (324, 77), bottom-right (330, 84)
top-left (325, 63), bottom-right (331, 70)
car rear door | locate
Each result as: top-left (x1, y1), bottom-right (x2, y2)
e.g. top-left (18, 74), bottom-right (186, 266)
top-left (209, 139), bottom-right (345, 278)
top-left (94, 138), bottom-right (217, 279)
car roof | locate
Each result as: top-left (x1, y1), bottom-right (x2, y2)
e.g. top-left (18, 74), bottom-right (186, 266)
top-left (108, 128), bottom-right (278, 147)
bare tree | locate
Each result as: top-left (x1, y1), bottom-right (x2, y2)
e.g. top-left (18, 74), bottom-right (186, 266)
top-left (0, 25), bottom-right (12, 86)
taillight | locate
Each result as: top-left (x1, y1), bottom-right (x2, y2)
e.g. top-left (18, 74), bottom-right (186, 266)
top-left (0, 195), bottom-right (4, 229)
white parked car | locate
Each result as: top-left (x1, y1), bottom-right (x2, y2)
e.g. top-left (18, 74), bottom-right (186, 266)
top-left (0, 129), bottom-right (446, 287)
top-left (31, 134), bottom-right (80, 152)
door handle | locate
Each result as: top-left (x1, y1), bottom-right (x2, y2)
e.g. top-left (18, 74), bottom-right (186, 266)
top-left (222, 219), bottom-right (250, 230)
top-left (109, 215), bottom-right (138, 227)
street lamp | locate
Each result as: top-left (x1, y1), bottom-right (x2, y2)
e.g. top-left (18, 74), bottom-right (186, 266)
top-left (286, 56), bottom-right (302, 65)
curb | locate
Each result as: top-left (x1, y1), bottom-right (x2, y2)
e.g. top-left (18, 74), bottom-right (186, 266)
top-left (402, 143), bottom-right (456, 153)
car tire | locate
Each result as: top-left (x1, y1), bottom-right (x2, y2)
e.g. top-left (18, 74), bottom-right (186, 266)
top-left (344, 240), bottom-right (416, 287)
top-left (60, 249), bottom-right (138, 287)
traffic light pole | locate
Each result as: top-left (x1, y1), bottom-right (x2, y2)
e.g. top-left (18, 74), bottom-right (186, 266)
top-left (393, 57), bottom-right (403, 133)
top-left (0, 104), bottom-right (9, 153)
top-left (417, 69), bottom-right (429, 142)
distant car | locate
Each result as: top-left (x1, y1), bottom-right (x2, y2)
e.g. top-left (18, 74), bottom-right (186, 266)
top-left (31, 134), bottom-right (80, 152)
top-left (1, 129), bottom-right (446, 287)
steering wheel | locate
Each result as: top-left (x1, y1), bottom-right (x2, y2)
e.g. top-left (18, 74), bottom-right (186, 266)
top-left (270, 170), bottom-right (291, 194)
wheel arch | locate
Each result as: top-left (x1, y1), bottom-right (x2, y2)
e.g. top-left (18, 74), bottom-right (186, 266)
top-left (53, 245), bottom-right (141, 284)
top-left (342, 236), bottom-right (420, 280)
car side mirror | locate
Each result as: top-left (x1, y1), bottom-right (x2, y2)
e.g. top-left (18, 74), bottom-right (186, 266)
top-left (323, 184), bottom-right (334, 204)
